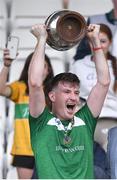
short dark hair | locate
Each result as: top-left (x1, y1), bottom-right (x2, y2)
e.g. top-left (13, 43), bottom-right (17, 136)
top-left (52, 72), bottom-right (80, 88)
top-left (45, 72), bottom-right (80, 94)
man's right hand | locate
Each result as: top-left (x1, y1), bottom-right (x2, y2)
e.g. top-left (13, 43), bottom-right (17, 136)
top-left (30, 24), bottom-right (48, 41)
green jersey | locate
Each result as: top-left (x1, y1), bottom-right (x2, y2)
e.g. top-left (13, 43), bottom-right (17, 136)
top-left (29, 104), bottom-right (97, 179)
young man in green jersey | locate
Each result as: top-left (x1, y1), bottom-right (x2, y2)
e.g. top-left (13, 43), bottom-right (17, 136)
top-left (28, 23), bottom-right (110, 179)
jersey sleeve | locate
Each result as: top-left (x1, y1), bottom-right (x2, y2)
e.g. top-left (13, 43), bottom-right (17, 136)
top-left (8, 81), bottom-right (20, 102)
top-left (29, 107), bottom-right (53, 137)
top-left (76, 103), bottom-right (97, 137)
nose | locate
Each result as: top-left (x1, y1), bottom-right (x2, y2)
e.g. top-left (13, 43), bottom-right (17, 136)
top-left (70, 92), bottom-right (77, 101)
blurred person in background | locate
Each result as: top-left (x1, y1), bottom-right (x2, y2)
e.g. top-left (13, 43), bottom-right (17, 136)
top-left (93, 141), bottom-right (109, 179)
top-left (70, 23), bottom-right (117, 179)
top-left (0, 49), bottom-right (54, 179)
top-left (74, 0), bottom-right (117, 60)
top-left (107, 125), bottom-right (117, 179)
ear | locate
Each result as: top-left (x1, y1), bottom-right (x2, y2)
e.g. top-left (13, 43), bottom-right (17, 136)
top-left (48, 91), bottom-right (55, 102)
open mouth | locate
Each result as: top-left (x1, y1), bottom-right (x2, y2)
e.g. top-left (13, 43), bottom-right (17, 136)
top-left (66, 104), bottom-right (76, 112)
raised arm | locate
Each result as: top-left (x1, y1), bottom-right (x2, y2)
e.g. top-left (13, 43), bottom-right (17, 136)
top-left (28, 24), bottom-right (47, 117)
top-left (0, 48), bottom-right (13, 97)
top-left (86, 24), bottom-right (110, 117)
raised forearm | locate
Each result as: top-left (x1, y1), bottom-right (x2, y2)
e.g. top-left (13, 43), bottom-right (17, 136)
top-left (92, 40), bottom-right (110, 86)
top-left (86, 24), bottom-right (110, 117)
top-left (88, 24), bottom-right (110, 86)
top-left (29, 38), bottom-right (46, 87)
top-left (29, 24), bottom-right (47, 88)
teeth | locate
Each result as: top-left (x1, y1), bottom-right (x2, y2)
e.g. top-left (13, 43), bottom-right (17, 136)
top-left (67, 103), bottom-right (75, 106)
top-left (67, 105), bottom-right (74, 109)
